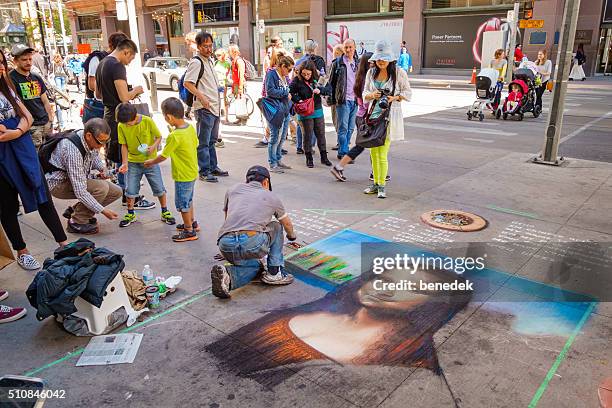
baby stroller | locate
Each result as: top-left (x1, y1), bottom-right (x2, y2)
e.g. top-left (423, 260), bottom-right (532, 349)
top-left (467, 68), bottom-right (502, 121)
top-left (500, 68), bottom-right (542, 120)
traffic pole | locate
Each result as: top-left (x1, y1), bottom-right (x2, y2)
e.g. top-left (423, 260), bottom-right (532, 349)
top-left (505, 1), bottom-right (520, 85)
top-left (533, 0), bottom-right (581, 165)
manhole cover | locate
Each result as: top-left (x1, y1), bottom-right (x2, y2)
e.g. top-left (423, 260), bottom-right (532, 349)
top-left (421, 210), bottom-right (487, 232)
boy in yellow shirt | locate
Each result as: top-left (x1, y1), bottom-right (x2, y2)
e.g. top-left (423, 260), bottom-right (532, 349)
top-left (117, 103), bottom-right (175, 227)
top-left (145, 98), bottom-right (199, 242)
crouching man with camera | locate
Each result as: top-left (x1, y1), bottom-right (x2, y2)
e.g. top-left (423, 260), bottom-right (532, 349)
top-left (361, 40), bottom-right (411, 199)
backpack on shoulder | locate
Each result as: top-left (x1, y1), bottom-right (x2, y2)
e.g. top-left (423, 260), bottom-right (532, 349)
top-left (39, 130), bottom-right (86, 174)
top-left (242, 58), bottom-right (257, 80)
top-left (179, 56), bottom-right (204, 107)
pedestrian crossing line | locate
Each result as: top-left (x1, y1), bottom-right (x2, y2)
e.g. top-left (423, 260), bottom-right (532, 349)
top-left (423, 117), bottom-right (501, 126)
top-left (221, 134), bottom-right (260, 140)
top-left (405, 122), bottom-right (516, 136)
top-left (463, 137), bottom-right (495, 143)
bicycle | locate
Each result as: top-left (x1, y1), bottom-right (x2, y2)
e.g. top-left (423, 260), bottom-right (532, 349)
top-left (226, 89), bottom-right (255, 117)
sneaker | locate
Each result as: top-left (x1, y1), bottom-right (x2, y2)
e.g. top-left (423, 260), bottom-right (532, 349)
top-left (363, 184), bottom-right (379, 195)
top-left (270, 166), bottom-right (284, 174)
top-left (211, 264), bottom-right (231, 299)
top-left (330, 166), bottom-right (346, 182)
top-left (254, 141), bottom-right (268, 148)
top-left (377, 186), bottom-right (387, 199)
top-left (215, 140), bottom-right (225, 148)
top-left (17, 254), bottom-right (41, 270)
top-left (281, 149), bottom-right (288, 155)
top-left (211, 168), bottom-right (229, 177)
top-left (199, 174), bottom-right (219, 183)
top-left (0, 290), bottom-right (8, 302)
top-left (134, 197), bottom-right (156, 210)
top-left (176, 221), bottom-right (201, 232)
top-left (296, 148), bottom-right (304, 155)
top-left (119, 213), bottom-right (136, 228)
top-left (277, 162), bottom-right (292, 170)
top-left (369, 173), bottom-right (391, 182)
top-left (261, 271), bottom-right (294, 286)
top-left (0, 305), bottom-right (27, 323)
top-left (172, 230), bottom-right (199, 242)
top-left (161, 211), bottom-right (176, 225)
top-left (331, 144), bottom-right (339, 151)
top-left (67, 220), bottom-right (99, 235)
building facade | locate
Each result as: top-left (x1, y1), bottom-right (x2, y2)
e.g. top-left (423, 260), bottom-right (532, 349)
top-left (64, 0), bottom-right (611, 76)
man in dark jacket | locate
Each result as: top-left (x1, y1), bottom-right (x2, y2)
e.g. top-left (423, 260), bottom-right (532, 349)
top-left (328, 39), bottom-right (358, 160)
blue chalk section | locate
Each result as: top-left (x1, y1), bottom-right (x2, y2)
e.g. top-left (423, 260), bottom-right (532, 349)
top-left (288, 229), bottom-right (597, 337)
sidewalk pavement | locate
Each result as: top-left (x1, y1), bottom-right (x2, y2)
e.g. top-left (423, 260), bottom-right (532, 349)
top-left (1, 121), bottom-right (610, 407)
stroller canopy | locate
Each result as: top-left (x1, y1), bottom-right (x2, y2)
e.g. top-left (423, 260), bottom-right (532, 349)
top-left (514, 67), bottom-right (536, 82)
top-left (476, 68), bottom-right (499, 87)
top-left (509, 79), bottom-right (529, 94)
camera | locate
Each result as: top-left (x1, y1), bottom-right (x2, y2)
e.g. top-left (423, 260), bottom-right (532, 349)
top-left (377, 88), bottom-right (391, 110)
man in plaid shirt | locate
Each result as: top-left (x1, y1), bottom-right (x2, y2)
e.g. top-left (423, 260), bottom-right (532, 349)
top-left (46, 118), bottom-right (121, 234)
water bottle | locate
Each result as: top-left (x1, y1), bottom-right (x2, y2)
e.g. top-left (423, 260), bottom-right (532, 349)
top-left (142, 265), bottom-right (154, 287)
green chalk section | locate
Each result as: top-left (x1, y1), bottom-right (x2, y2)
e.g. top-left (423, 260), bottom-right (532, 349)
top-left (528, 302), bottom-right (596, 407)
top-left (303, 208), bottom-right (398, 216)
top-left (486, 204), bottom-right (539, 219)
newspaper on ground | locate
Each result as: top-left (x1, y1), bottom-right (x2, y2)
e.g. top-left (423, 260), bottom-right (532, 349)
top-left (76, 333), bottom-right (143, 366)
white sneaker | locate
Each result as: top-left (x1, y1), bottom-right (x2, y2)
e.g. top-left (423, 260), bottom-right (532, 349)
top-left (17, 254), bottom-right (41, 270)
top-left (261, 271), bottom-right (294, 286)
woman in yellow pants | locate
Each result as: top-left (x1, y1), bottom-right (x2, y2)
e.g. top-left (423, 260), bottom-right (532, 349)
top-left (363, 40), bottom-right (412, 198)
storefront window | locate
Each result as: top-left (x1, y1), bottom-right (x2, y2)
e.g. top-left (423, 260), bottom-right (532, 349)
top-left (255, 0), bottom-right (309, 20)
top-left (77, 16), bottom-right (101, 31)
top-left (327, 0), bottom-right (403, 15)
top-left (194, 1), bottom-right (238, 25)
top-left (169, 15), bottom-right (183, 37)
top-left (426, 0), bottom-right (514, 9)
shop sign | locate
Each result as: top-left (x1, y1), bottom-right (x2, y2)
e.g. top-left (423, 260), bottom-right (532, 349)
top-left (519, 19), bottom-right (544, 29)
top-left (390, 0), bottom-right (404, 12)
top-left (326, 19), bottom-right (403, 62)
top-left (574, 30), bottom-right (593, 45)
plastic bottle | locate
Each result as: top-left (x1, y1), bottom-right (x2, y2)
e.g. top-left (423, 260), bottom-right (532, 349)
top-left (142, 265), bottom-right (154, 287)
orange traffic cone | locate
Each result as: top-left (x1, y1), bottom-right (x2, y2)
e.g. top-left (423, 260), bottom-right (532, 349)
top-left (470, 67), bottom-right (477, 84)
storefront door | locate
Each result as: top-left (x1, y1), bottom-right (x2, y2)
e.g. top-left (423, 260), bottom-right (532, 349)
top-left (596, 28), bottom-right (612, 75)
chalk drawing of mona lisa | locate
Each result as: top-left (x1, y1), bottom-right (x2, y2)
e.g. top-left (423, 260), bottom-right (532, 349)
top-left (206, 267), bottom-right (472, 390)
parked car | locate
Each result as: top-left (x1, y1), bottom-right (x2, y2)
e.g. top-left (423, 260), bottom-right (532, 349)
top-left (142, 57), bottom-right (188, 91)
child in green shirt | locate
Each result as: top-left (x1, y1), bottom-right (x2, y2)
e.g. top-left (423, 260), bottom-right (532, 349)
top-left (117, 103), bottom-right (175, 228)
top-left (145, 97), bottom-right (199, 242)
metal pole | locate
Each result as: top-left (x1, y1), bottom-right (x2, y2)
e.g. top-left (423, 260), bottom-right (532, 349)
top-left (56, 0), bottom-right (68, 55)
top-left (505, 1), bottom-right (520, 84)
top-left (35, 1), bottom-right (48, 55)
top-left (189, 0), bottom-right (195, 32)
top-left (149, 72), bottom-right (158, 112)
top-left (255, 0), bottom-right (260, 75)
top-left (534, 0), bottom-right (581, 165)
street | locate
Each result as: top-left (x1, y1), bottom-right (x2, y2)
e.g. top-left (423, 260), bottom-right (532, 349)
top-left (2, 77), bottom-right (612, 408)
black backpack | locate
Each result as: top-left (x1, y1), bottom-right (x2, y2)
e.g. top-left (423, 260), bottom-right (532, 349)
top-left (39, 130), bottom-right (87, 174)
top-left (82, 51), bottom-right (108, 98)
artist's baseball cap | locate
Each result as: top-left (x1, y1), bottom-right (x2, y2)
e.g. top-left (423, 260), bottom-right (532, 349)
top-left (246, 165), bottom-right (272, 191)
top-left (11, 44), bottom-right (35, 57)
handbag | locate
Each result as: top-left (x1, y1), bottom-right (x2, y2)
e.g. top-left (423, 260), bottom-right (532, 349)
top-left (257, 97), bottom-right (289, 128)
top-left (546, 80), bottom-right (554, 92)
top-left (355, 106), bottom-right (389, 148)
top-left (293, 82), bottom-right (315, 116)
top-left (131, 97), bottom-right (151, 117)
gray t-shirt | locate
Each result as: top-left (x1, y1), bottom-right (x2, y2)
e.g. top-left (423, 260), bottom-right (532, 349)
top-left (218, 182), bottom-right (286, 240)
top-left (184, 54), bottom-right (221, 117)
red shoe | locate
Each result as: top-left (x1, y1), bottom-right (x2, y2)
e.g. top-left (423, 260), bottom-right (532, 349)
top-left (0, 305), bottom-right (27, 323)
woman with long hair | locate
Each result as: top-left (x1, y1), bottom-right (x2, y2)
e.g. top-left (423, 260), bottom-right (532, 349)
top-left (289, 60), bottom-right (332, 168)
top-left (330, 52), bottom-right (373, 182)
top-left (535, 49), bottom-right (552, 107)
top-left (0, 49), bottom-right (68, 323)
top-left (264, 55), bottom-right (294, 173)
top-left (52, 53), bottom-right (69, 130)
top-left (362, 41), bottom-right (412, 198)
top-left (489, 48), bottom-right (507, 81)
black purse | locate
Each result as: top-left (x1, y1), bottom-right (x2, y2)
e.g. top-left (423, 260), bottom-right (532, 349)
top-left (355, 102), bottom-right (390, 148)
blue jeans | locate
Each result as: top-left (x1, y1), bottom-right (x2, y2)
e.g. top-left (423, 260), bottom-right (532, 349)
top-left (218, 221), bottom-right (284, 290)
top-left (174, 181), bottom-right (195, 213)
top-left (195, 109), bottom-right (219, 176)
top-left (336, 100), bottom-right (358, 156)
top-left (268, 114), bottom-right (290, 167)
top-left (296, 121), bottom-right (316, 150)
top-left (54, 76), bottom-right (66, 90)
top-left (126, 162), bottom-right (166, 198)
